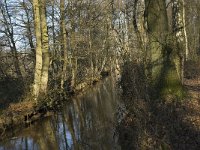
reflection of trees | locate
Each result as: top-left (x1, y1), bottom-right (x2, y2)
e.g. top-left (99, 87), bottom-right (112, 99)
top-left (34, 119), bottom-right (58, 150)
top-left (75, 77), bottom-right (119, 149)
top-left (61, 114), bottom-right (69, 149)
top-left (56, 77), bottom-right (119, 149)
top-left (0, 137), bottom-right (39, 150)
top-left (43, 119), bottom-right (58, 150)
top-left (1, 118), bottom-right (59, 150)
top-left (73, 98), bottom-right (84, 130)
top-left (1, 77), bottom-right (120, 149)
top-left (61, 109), bottom-right (77, 150)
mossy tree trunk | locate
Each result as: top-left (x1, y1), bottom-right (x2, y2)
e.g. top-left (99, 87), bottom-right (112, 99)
top-left (145, 0), bottom-right (184, 99)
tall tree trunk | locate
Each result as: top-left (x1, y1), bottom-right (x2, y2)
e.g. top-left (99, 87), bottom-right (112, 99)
top-left (32, 0), bottom-right (42, 100)
top-left (145, 0), bottom-right (184, 99)
top-left (40, 0), bottom-right (50, 94)
top-left (60, 0), bottom-right (68, 89)
top-left (182, 0), bottom-right (189, 61)
top-left (172, 0), bottom-right (185, 83)
top-left (132, 0), bottom-right (143, 46)
top-left (51, 0), bottom-right (56, 50)
top-left (145, 0), bottom-right (168, 80)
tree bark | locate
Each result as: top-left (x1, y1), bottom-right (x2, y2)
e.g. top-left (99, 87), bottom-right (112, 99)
top-left (32, 0), bottom-right (43, 100)
top-left (182, 0), bottom-right (189, 61)
top-left (145, 0), bottom-right (184, 99)
top-left (40, 0), bottom-right (50, 94)
top-left (60, 0), bottom-right (68, 89)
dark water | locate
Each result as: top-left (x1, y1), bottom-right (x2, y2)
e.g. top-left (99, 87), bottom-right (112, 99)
top-left (0, 77), bottom-right (122, 150)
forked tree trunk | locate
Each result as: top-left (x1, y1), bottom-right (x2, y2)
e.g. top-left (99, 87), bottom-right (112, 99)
top-left (32, 0), bottom-right (49, 100)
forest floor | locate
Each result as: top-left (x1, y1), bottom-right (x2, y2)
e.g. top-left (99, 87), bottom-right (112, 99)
top-left (118, 77), bottom-right (200, 150)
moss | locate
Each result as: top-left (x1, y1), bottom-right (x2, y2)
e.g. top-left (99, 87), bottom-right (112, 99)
top-left (160, 65), bottom-right (186, 100)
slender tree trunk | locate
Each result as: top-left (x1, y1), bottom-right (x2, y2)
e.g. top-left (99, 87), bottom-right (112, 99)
top-left (32, 0), bottom-right (42, 100)
top-left (132, 0), bottom-right (143, 45)
top-left (11, 43), bottom-right (24, 81)
top-left (182, 0), bottom-right (189, 61)
top-left (51, 0), bottom-right (56, 50)
top-left (40, 0), bottom-right (50, 94)
top-left (22, 0), bottom-right (35, 55)
top-left (60, 0), bottom-right (68, 89)
top-left (172, 0), bottom-right (185, 83)
top-left (50, 0), bottom-right (56, 81)
top-left (71, 57), bottom-right (77, 88)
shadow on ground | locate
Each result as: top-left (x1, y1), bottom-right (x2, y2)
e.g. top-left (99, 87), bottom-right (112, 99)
top-left (117, 61), bottom-right (200, 150)
top-left (118, 98), bottom-right (200, 150)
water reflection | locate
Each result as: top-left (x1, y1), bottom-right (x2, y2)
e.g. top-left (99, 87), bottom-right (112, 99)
top-left (0, 77), bottom-right (121, 150)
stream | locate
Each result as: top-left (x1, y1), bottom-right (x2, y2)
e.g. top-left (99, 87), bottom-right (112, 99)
top-left (0, 77), bottom-right (123, 150)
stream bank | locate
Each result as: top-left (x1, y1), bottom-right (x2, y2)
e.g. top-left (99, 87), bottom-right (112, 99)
top-left (0, 73), bottom-right (110, 139)
top-left (0, 76), bottom-right (121, 149)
